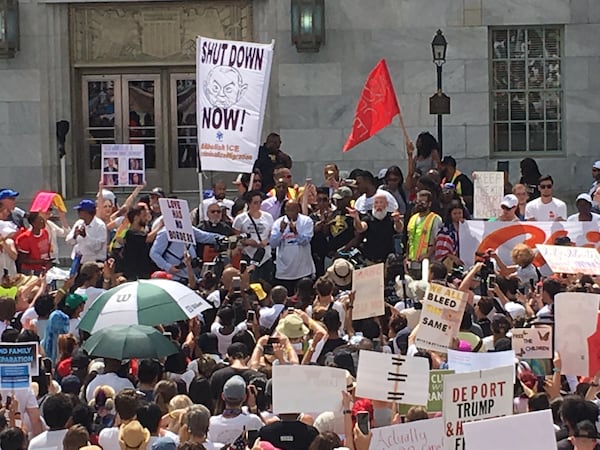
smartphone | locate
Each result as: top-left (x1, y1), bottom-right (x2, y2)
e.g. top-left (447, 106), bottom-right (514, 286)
top-left (357, 411), bottom-right (370, 435)
top-left (287, 307), bottom-right (294, 314)
top-left (162, 332), bottom-right (172, 340)
top-left (487, 274), bottom-right (496, 289)
top-left (247, 310), bottom-right (255, 321)
top-left (240, 260), bottom-right (247, 274)
top-left (232, 276), bottom-right (241, 294)
top-left (536, 283), bottom-right (542, 295)
top-left (305, 177), bottom-right (312, 184)
top-left (246, 429), bottom-right (260, 445)
top-left (263, 344), bottom-right (274, 355)
top-left (5, 396), bottom-right (11, 409)
top-left (529, 278), bottom-right (535, 291)
top-left (267, 337), bottom-right (280, 345)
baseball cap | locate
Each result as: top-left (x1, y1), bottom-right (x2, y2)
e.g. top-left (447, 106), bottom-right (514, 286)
top-left (74, 199), bottom-right (96, 212)
top-left (65, 293), bottom-right (87, 309)
top-left (377, 168), bottom-right (388, 180)
top-left (259, 304), bottom-right (285, 329)
top-left (593, 161), bottom-right (600, 170)
top-left (572, 420), bottom-right (598, 439)
top-left (332, 186), bottom-right (352, 200)
top-left (0, 189), bottom-right (19, 200)
top-left (150, 187), bottom-right (165, 197)
top-left (576, 193), bottom-right (593, 204)
top-left (500, 194), bottom-right (518, 209)
top-left (150, 271), bottom-right (173, 280)
top-left (101, 189), bottom-right (116, 205)
top-left (223, 375), bottom-right (247, 401)
top-left (60, 374), bottom-right (82, 394)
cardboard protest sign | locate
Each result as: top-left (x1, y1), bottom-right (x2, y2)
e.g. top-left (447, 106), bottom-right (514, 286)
top-left (443, 365), bottom-right (514, 450)
top-left (555, 292), bottom-right (600, 376)
top-left (415, 283), bottom-right (467, 352)
top-left (0, 342), bottom-right (38, 376)
top-left (463, 410), bottom-right (557, 450)
top-left (158, 198), bottom-right (196, 245)
top-left (197, 37), bottom-right (274, 173)
top-left (537, 244), bottom-right (600, 276)
top-left (272, 365), bottom-right (346, 414)
top-left (447, 349), bottom-right (515, 376)
top-left (352, 263), bottom-right (385, 320)
top-left (30, 192), bottom-right (66, 213)
top-left (473, 171), bottom-right (504, 219)
top-left (355, 350), bottom-right (429, 405)
top-left (101, 144), bottom-right (145, 186)
top-left (398, 369), bottom-right (454, 415)
top-left (512, 327), bottom-right (552, 360)
top-left (369, 417), bottom-right (444, 450)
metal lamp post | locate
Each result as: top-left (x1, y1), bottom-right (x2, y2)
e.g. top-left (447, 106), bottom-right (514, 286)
top-left (429, 29), bottom-right (449, 158)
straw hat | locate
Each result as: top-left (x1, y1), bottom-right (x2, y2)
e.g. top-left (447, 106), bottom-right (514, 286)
top-left (118, 420), bottom-right (150, 450)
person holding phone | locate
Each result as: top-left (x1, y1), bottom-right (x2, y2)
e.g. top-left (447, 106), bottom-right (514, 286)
top-left (249, 332), bottom-right (298, 370)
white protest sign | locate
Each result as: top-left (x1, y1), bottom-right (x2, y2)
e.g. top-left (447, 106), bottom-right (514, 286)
top-left (369, 417), bottom-right (444, 450)
top-left (352, 263), bottom-right (385, 320)
top-left (197, 37), bottom-right (274, 173)
top-left (537, 244), bottom-right (600, 275)
top-left (463, 410), bottom-right (557, 450)
top-left (158, 198), bottom-right (196, 245)
top-left (447, 349), bottom-right (515, 375)
top-left (511, 327), bottom-right (552, 360)
top-left (272, 365), bottom-right (346, 414)
top-left (555, 292), bottom-right (600, 376)
top-left (415, 283), bottom-right (467, 352)
top-left (101, 144), bottom-right (145, 187)
top-left (473, 171), bottom-right (504, 219)
top-left (459, 220), bottom-right (600, 270)
top-left (355, 350), bottom-right (429, 405)
top-left (443, 365), bottom-right (514, 450)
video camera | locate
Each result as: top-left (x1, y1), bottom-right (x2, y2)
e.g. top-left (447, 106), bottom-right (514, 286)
top-left (475, 250), bottom-right (496, 295)
top-left (214, 233), bottom-right (251, 253)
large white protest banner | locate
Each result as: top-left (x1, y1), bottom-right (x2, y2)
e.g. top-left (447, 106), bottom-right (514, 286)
top-left (447, 349), bottom-right (515, 376)
top-left (352, 263), bottom-right (385, 320)
top-left (415, 283), bottom-right (467, 352)
top-left (443, 365), bottom-right (514, 450)
top-left (511, 327), bottom-right (552, 360)
top-left (369, 417), bottom-right (444, 450)
top-left (197, 37), bottom-right (274, 173)
top-left (101, 144), bottom-right (145, 187)
top-left (459, 220), bottom-right (600, 270)
top-left (463, 410), bottom-right (557, 450)
top-left (158, 198), bottom-right (196, 245)
top-left (537, 244), bottom-right (600, 275)
top-left (355, 350), bottom-right (429, 405)
top-left (555, 292), bottom-right (600, 376)
top-left (272, 365), bottom-right (346, 414)
top-left (473, 171), bottom-right (504, 219)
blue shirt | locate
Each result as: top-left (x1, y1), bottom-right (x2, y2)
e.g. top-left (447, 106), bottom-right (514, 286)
top-left (149, 227), bottom-right (220, 281)
top-left (43, 309), bottom-right (70, 363)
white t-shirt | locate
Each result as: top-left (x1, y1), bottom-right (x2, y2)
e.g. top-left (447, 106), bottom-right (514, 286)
top-left (208, 413), bottom-right (263, 445)
top-left (525, 197), bottom-right (567, 221)
top-left (567, 212), bottom-right (600, 222)
top-left (210, 321), bottom-right (248, 356)
top-left (85, 372), bottom-right (135, 401)
top-left (232, 212), bottom-right (274, 266)
top-left (28, 429), bottom-right (68, 450)
top-left (75, 286), bottom-right (106, 315)
top-left (1, 388), bottom-right (39, 436)
top-left (354, 189), bottom-right (399, 214)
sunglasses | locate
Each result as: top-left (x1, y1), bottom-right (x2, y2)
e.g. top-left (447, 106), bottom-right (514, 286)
top-left (208, 210), bottom-right (221, 214)
top-left (539, 184), bottom-right (553, 189)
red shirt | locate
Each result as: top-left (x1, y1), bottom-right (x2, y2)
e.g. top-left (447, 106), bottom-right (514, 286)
top-left (16, 228), bottom-right (51, 272)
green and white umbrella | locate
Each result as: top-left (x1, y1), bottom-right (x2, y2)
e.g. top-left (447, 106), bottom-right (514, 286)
top-left (82, 325), bottom-right (179, 360)
top-left (78, 279), bottom-right (212, 333)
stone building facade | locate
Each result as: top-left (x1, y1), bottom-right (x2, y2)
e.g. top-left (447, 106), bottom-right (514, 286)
top-left (0, 0), bottom-right (598, 200)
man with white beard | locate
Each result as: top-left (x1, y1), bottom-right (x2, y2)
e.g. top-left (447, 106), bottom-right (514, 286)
top-left (348, 193), bottom-right (403, 263)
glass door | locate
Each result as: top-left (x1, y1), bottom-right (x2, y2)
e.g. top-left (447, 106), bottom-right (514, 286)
top-left (81, 74), bottom-right (162, 193)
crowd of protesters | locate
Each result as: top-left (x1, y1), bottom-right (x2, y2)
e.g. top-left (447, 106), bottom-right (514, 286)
top-left (0, 132), bottom-right (597, 449)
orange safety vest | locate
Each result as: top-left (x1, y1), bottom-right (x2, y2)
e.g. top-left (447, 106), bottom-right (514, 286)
top-left (407, 212), bottom-right (439, 260)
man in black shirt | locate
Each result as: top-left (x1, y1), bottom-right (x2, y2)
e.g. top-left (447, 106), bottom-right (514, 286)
top-left (328, 187), bottom-right (361, 256)
top-left (122, 203), bottom-right (156, 280)
top-left (351, 193), bottom-right (403, 263)
top-left (310, 187), bottom-right (334, 277)
top-left (253, 133), bottom-right (292, 192)
top-left (440, 156), bottom-right (474, 214)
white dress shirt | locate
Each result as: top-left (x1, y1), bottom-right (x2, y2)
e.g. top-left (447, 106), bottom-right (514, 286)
top-left (66, 216), bottom-right (107, 263)
top-left (269, 213), bottom-right (315, 280)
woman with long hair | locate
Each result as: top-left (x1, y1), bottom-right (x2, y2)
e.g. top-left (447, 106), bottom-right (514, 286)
top-left (519, 157), bottom-right (542, 200)
top-left (434, 200), bottom-right (464, 268)
top-left (381, 165), bottom-right (409, 215)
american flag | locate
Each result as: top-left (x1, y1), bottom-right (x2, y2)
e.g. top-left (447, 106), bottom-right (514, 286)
top-left (223, 431), bottom-right (247, 450)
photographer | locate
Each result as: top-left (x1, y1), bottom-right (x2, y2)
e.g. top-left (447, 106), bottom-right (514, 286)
top-left (198, 203), bottom-right (235, 265)
top-left (149, 225), bottom-right (222, 284)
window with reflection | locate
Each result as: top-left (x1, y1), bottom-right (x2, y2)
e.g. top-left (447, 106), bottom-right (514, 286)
top-left (86, 80), bottom-right (116, 169)
top-left (175, 79), bottom-right (198, 168)
top-left (491, 27), bottom-right (562, 153)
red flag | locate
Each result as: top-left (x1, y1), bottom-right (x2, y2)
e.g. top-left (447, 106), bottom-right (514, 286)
top-left (342, 59), bottom-right (400, 152)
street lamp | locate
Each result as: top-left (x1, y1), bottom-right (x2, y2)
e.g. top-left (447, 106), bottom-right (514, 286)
top-left (0, 0), bottom-right (19, 59)
top-left (291, 0), bottom-right (325, 52)
top-left (429, 29), bottom-right (450, 158)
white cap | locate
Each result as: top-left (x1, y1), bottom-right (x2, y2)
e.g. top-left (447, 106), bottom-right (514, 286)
top-left (500, 194), bottom-right (518, 209)
top-left (576, 193), bottom-right (593, 204)
top-left (101, 189), bottom-right (116, 205)
top-left (593, 160), bottom-right (600, 170)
